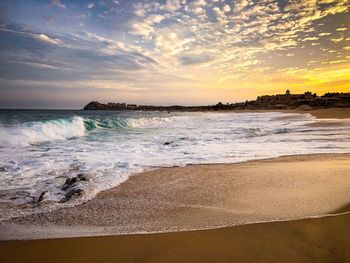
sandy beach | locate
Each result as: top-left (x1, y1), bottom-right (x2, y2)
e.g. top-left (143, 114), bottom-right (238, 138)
top-left (302, 108), bottom-right (350, 119)
top-left (234, 107), bottom-right (350, 119)
top-left (2, 212), bottom-right (350, 263)
top-left (1, 108), bottom-right (350, 262)
top-left (1, 153), bottom-right (350, 262)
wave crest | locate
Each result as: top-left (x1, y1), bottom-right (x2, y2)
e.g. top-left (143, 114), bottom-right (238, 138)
top-left (83, 118), bottom-right (129, 130)
top-left (0, 115), bottom-right (175, 147)
top-left (0, 116), bottom-right (86, 147)
top-left (83, 116), bottom-right (172, 130)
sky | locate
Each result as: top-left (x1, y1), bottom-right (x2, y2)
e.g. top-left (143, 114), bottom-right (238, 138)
top-left (0, 0), bottom-right (349, 108)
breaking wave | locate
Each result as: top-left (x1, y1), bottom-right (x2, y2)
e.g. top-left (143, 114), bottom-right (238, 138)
top-left (0, 116), bottom-right (86, 147)
top-left (83, 116), bottom-right (171, 130)
top-left (0, 116), bottom-right (174, 147)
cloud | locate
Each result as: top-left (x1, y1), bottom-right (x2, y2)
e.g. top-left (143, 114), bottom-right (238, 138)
top-left (35, 34), bottom-right (62, 45)
top-left (331, 37), bottom-right (343, 43)
top-left (1, 0), bottom-right (350, 107)
top-left (87, 3), bottom-right (94, 9)
top-left (131, 14), bottom-right (166, 37)
top-left (123, 0), bottom-right (349, 84)
top-left (177, 53), bottom-right (214, 65)
top-left (51, 0), bottom-right (66, 9)
top-left (302, 37), bottom-right (319, 41)
top-left (0, 21), bottom-right (158, 85)
top-left (336, 27), bottom-right (347, 31)
top-left (223, 4), bottom-right (231, 13)
top-left (165, 0), bottom-right (182, 12)
top-left (234, 0), bottom-right (251, 13)
top-left (193, 0), bottom-right (206, 7)
top-left (193, 6), bottom-right (204, 14)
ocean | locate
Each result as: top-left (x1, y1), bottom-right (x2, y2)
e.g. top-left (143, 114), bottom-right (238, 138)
top-left (0, 110), bottom-right (349, 221)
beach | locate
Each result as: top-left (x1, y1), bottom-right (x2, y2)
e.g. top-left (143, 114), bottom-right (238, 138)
top-left (235, 107), bottom-right (350, 119)
top-left (1, 153), bottom-right (350, 262)
top-left (298, 108), bottom-right (350, 119)
top-left (2, 212), bottom-right (350, 263)
top-left (0, 109), bottom-right (350, 262)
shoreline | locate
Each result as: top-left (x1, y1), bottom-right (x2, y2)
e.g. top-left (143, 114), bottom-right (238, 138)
top-left (1, 153), bottom-right (350, 241)
top-left (3, 203), bottom-right (350, 241)
top-left (232, 108), bottom-right (350, 119)
top-left (283, 108), bottom-right (350, 119)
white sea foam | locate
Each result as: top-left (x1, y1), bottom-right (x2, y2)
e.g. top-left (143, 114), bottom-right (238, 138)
top-left (0, 111), bottom-right (349, 221)
top-left (0, 116), bottom-right (86, 147)
top-left (127, 116), bottom-right (173, 128)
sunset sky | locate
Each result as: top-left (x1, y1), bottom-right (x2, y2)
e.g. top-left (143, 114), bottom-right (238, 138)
top-left (0, 0), bottom-right (349, 108)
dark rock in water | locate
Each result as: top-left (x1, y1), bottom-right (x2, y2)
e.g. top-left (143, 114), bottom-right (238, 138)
top-left (59, 188), bottom-right (84, 203)
top-left (0, 166), bottom-right (5, 172)
top-left (62, 177), bottom-right (78, 191)
top-left (77, 172), bottom-right (93, 181)
top-left (62, 173), bottom-right (92, 191)
top-left (37, 191), bottom-right (47, 203)
top-left (163, 142), bottom-right (172, 145)
top-left (60, 173), bottom-right (92, 202)
top-left (66, 188), bottom-right (84, 200)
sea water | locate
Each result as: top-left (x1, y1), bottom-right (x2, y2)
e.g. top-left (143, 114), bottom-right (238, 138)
top-left (0, 110), bottom-right (349, 221)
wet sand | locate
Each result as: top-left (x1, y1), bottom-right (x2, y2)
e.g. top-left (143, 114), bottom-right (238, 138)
top-left (2, 212), bottom-right (350, 263)
top-left (303, 108), bottom-right (350, 119)
top-left (1, 154), bottom-right (350, 263)
top-left (1, 154), bottom-right (350, 240)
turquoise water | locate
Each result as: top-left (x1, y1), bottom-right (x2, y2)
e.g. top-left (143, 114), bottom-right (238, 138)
top-left (0, 110), bottom-right (349, 220)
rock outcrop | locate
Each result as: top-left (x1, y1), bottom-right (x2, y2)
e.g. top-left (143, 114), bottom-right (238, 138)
top-left (83, 101), bottom-right (109, 110)
top-left (60, 173), bottom-right (92, 202)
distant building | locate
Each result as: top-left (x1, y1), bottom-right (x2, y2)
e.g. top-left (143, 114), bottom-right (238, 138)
top-left (322, 92), bottom-right (350, 98)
